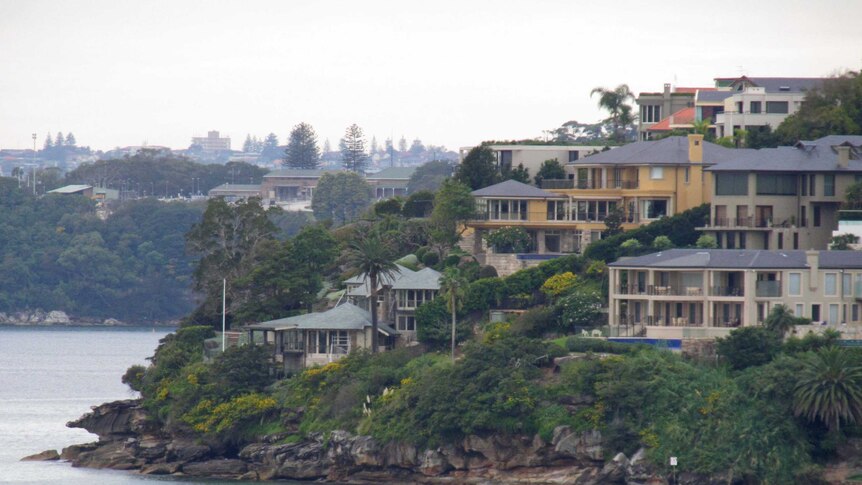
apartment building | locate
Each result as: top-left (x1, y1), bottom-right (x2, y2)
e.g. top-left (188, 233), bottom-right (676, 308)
top-left (636, 84), bottom-right (714, 140)
top-left (458, 144), bottom-right (608, 178)
top-left (191, 130), bottom-right (231, 152)
top-left (464, 135), bottom-right (740, 258)
top-left (608, 248), bottom-right (862, 340)
top-left (712, 77), bottom-right (825, 138)
top-left (699, 136), bottom-right (862, 250)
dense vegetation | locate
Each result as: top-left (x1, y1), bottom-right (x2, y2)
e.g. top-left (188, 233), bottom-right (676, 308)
top-left (0, 178), bottom-right (204, 321)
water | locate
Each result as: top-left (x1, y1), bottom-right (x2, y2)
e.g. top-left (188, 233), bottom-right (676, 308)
top-left (0, 326), bottom-right (174, 484)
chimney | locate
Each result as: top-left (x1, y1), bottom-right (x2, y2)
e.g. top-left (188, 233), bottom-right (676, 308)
top-left (664, 83), bottom-right (671, 95)
top-left (837, 145), bottom-right (850, 168)
top-left (806, 250), bottom-right (819, 291)
top-left (688, 134), bottom-right (704, 163)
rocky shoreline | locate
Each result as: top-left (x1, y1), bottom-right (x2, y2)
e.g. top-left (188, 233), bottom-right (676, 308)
top-left (0, 310), bottom-right (177, 327)
top-left (24, 399), bottom-right (706, 484)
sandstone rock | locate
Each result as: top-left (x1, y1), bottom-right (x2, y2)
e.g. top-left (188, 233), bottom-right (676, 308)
top-left (165, 440), bottom-right (211, 463)
top-left (625, 448), bottom-right (664, 485)
top-left (597, 452), bottom-right (628, 483)
top-left (103, 318), bottom-right (123, 326)
top-left (45, 311), bottom-right (71, 324)
top-left (140, 462), bottom-right (181, 475)
top-left (21, 449), bottom-right (60, 461)
top-left (67, 400), bottom-right (151, 440)
top-left (61, 442), bottom-right (98, 461)
top-left (419, 449), bottom-right (450, 476)
top-left (463, 434), bottom-right (546, 470)
top-left (181, 459), bottom-right (247, 477)
top-left (349, 435), bottom-right (383, 467)
top-left (382, 441), bottom-right (418, 468)
top-left (71, 440), bottom-right (141, 470)
top-left (552, 426), bottom-right (603, 462)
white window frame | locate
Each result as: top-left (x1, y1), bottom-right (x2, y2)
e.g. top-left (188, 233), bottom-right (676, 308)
top-left (788, 273), bottom-right (802, 296)
top-left (650, 166), bottom-right (664, 180)
top-left (795, 303), bottom-right (804, 318)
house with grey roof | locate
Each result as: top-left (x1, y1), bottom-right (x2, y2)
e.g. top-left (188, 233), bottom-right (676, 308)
top-left (207, 183), bottom-right (263, 202)
top-left (345, 264), bottom-right (442, 342)
top-left (609, 248), bottom-right (862, 340)
top-left (366, 166), bottom-right (416, 199)
top-left (260, 168), bottom-right (345, 205)
top-left (246, 302), bottom-right (398, 373)
top-left (699, 135), bottom-right (862, 251)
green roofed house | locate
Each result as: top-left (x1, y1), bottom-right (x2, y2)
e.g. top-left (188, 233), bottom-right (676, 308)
top-left (245, 302), bottom-right (398, 374)
top-left (366, 166), bottom-right (416, 199)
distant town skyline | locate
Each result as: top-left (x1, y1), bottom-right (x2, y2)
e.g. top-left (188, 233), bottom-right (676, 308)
top-left (1, 0), bottom-right (861, 152)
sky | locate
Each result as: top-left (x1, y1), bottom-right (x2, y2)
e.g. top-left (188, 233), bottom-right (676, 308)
top-left (1, 0), bottom-right (861, 152)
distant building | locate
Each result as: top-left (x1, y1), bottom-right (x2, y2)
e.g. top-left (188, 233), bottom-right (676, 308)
top-left (636, 84), bottom-right (713, 140)
top-left (208, 183), bottom-right (263, 202)
top-left (459, 144), bottom-right (608, 180)
top-left (261, 169), bottom-right (344, 205)
top-left (366, 166), bottom-right (415, 199)
top-left (47, 184), bottom-right (94, 197)
top-left (191, 130), bottom-right (231, 152)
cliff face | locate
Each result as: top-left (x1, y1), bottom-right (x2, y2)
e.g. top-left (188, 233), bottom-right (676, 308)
top-left (45, 399), bottom-right (679, 484)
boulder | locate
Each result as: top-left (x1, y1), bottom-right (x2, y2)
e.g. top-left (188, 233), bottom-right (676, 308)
top-left (21, 449), bottom-right (60, 461)
top-left (419, 449), bottom-right (450, 476)
top-left (70, 440), bottom-right (141, 470)
top-left (462, 434), bottom-right (546, 469)
top-left (45, 311), bottom-right (71, 324)
top-left (625, 448), bottom-right (664, 485)
top-left (382, 441), bottom-right (418, 468)
top-left (61, 442), bottom-right (98, 461)
top-left (597, 452), bottom-right (628, 483)
top-left (181, 459), bottom-right (247, 477)
top-left (140, 462), bottom-right (182, 475)
top-left (165, 440), bottom-right (211, 463)
top-left (66, 400), bottom-right (151, 440)
top-left (349, 435), bottom-right (383, 467)
top-left (552, 426), bottom-right (603, 462)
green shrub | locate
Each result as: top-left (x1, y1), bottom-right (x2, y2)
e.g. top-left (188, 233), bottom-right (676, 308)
top-left (716, 326), bottom-right (782, 370)
top-left (415, 298), bottom-right (471, 350)
top-left (415, 246), bottom-right (428, 262)
top-left (510, 306), bottom-right (556, 337)
top-left (557, 291), bottom-right (603, 329)
top-left (122, 364), bottom-right (147, 392)
top-left (563, 336), bottom-right (647, 354)
top-left (478, 265), bottom-right (498, 279)
top-left (373, 197), bottom-right (403, 216)
top-left (696, 234), bottom-right (718, 249)
top-left (652, 235), bottom-right (673, 250)
top-left (485, 227), bottom-right (532, 253)
top-left (444, 254), bottom-right (461, 267)
top-left (422, 251), bottom-right (440, 267)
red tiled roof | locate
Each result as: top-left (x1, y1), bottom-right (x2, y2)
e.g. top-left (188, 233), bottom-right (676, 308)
top-left (646, 107), bottom-right (696, 131)
top-left (674, 87), bottom-right (716, 94)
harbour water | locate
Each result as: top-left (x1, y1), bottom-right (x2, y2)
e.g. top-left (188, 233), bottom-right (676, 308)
top-left (0, 326), bottom-right (173, 484)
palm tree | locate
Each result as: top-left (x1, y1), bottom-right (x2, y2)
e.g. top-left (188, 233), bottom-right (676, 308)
top-left (764, 304), bottom-right (800, 338)
top-left (346, 229), bottom-right (397, 353)
top-left (440, 267), bottom-right (468, 363)
top-left (793, 347), bottom-right (862, 432)
top-left (590, 84), bottom-right (635, 143)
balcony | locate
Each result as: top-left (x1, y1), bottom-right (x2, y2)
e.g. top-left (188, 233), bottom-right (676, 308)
top-left (708, 217), bottom-right (790, 228)
top-left (755, 280), bottom-right (782, 298)
top-left (709, 286), bottom-right (744, 297)
top-left (615, 285), bottom-right (704, 297)
top-left (617, 315), bottom-right (704, 327)
top-left (540, 179), bottom-right (638, 190)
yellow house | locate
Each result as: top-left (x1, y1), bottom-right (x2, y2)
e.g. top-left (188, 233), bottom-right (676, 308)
top-left (464, 135), bottom-right (741, 258)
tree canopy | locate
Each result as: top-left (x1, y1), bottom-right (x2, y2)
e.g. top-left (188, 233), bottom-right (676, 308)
top-left (455, 146), bottom-right (498, 190)
top-left (311, 171), bottom-right (371, 225)
top-left (284, 122), bottom-right (320, 169)
top-left (340, 124), bottom-right (369, 173)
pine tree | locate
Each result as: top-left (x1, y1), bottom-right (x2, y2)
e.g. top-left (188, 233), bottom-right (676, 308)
top-left (55, 132), bottom-right (64, 147)
top-left (65, 132), bottom-right (76, 147)
top-left (284, 122), bottom-right (321, 169)
top-left (261, 133), bottom-right (280, 160)
top-left (370, 136), bottom-right (379, 155)
top-left (323, 138), bottom-right (332, 153)
top-left (243, 134), bottom-right (254, 152)
top-left (340, 124), bottom-right (368, 173)
top-left (43, 133), bottom-right (53, 150)
top-left (409, 138), bottom-right (425, 157)
top-left (398, 136), bottom-right (408, 153)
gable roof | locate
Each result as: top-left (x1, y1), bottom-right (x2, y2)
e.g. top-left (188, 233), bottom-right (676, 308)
top-left (570, 136), bottom-right (743, 166)
top-left (264, 169), bottom-right (344, 178)
top-left (471, 179), bottom-right (564, 198)
top-left (391, 267), bottom-right (442, 290)
top-left (367, 167), bottom-right (417, 180)
top-left (345, 264), bottom-right (415, 296)
top-left (609, 249), bottom-right (862, 270)
top-left (246, 302), bottom-right (397, 335)
top-left (708, 141), bottom-right (862, 173)
top-left (645, 107), bottom-right (696, 132)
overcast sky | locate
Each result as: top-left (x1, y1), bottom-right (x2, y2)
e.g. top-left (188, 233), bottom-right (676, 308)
top-left (1, 0), bottom-right (861, 152)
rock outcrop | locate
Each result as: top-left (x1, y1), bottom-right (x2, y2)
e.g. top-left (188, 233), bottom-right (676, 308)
top-left (46, 399), bottom-right (674, 484)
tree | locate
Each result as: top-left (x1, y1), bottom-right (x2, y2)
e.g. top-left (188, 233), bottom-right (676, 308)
top-left (503, 163), bottom-right (530, 184)
top-left (604, 206), bottom-right (625, 237)
top-left (455, 146), bottom-right (498, 190)
top-left (533, 159), bottom-right (566, 187)
top-left (340, 124), bottom-right (368, 173)
top-left (844, 181), bottom-right (862, 209)
top-left (398, 136), bottom-right (408, 153)
top-left (775, 70), bottom-right (862, 143)
top-left (346, 228), bottom-right (398, 353)
top-left (590, 84), bottom-right (635, 143)
top-left (558, 290), bottom-right (603, 329)
top-left (243, 135), bottom-right (254, 152)
top-left (696, 234), bottom-right (718, 248)
top-left (484, 227), bottom-right (532, 253)
top-left (311, 172), bottom-right (371, 225)
top-left (440, 267), bottom-right (468, 362)
top-left (323, 138), bottom-right (332, 154)
top-left (430, 179), bottom-right (475, 249)
top-left (260, 133), bottom-right (280, 161)
top-left (652, 235), bottom-right (673, 250)
top-left (43, 133), bottom-right (53, 150)
top-left (284, 122), bottom-right (320, 169)
top-left (55, 131), bottom-right (64, 147)
top-left (407, 160), bottom-right (453, 193)
top-left (409, 138), bottom-right (425, 157)
top-left (402, 190), bottom-right (436, 218)
top-left (793, 347), bottom-right (862, 432)
top-left (764, 304), bottom-right (807, 338)
top-left (831, 233), bottom-right (860, 250)
top-left (716, 327), bottom-right (782, 370)
top-left (370, 136), bottom-right (378, 155)
top-left (65, 132), bottom-right (76, 147)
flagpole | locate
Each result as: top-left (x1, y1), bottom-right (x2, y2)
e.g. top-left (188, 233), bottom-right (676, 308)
top-left (222, 278), bottom-right (226, 351)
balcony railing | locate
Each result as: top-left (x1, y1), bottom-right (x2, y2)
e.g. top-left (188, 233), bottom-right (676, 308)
top-left (471, 211), bottom-right (639, 224)
top-left (615, 285), bottom-right (704, 296)
top-left (755, 280), bottom-right (782, 298)
top-left (711, 318), bottom-right (741, 328)
top-left (540, 179), bottom-right (639, 190)
top-left (709, 286), bottom-right (744, 297)
top-left (616, 315), bottom-right (703, 327)
top-left (709, 217), bottom-right (791, 228)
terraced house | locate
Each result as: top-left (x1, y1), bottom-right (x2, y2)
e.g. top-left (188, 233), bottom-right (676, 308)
top-left (699, 135), bottom-right (862, 250)
top-left (464, 135), bottom-right (741, 262)
top-left (608, 249), bottom-right (862, 340)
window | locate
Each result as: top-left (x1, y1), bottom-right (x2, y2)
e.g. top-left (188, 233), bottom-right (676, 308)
top-left (766, 101), bottom-right (789, 114)
top-left (845, 273), bottom-right (853, 297)
top-left (796, 304), bottom-right (804, 318)
top-left (488, 199), bottom-right (528, 221)
top-left (750, 101), bottom-right (762, 114)
top-left (715, 173), bottom-right (748, 196)
top-left (800, 206), bottom-right (807, 227)
top-left (793, 232), bottom-right (799, 249)
top-left (829, 304), bottom-right (839, 324)
top-left (756, 174), bottom-right (797, 195)
top-left (736, 101), bottom-right (744, 113)
top-left (810, 175), bottom-right (816, 196)
top-left (824, 174), bottom-right (835, 196)
top-left (814, 206), bottom-right (821, 227)
top-left (397, 315), bottom-right (416, 332)
top-left (547, 200), bottom-right (568, 221)
top-left (498, 150), bottom-right (513, 172)
top-left (801, 175), bottom-right (808, 196)
top-left (641, 199), bottom-right (668, 219)
top-left (568, 151), bottom-right (579, 162)
top-left (777, 233), bottom-right (783, 250)
top-left (856, 274), bottom-right (862, 298)
top-left (825, 273), bottom-right (838, 296)
top-left (573, 200), bottom-right (616, 222)
top-left (788, 273), bottom-right (802, 296)
top-left (854, 304), bottom-right (860, 322)
top-left (812, 304), bottom-right (821, 322)
top-left (739, 232), bottom-right (746, 249)
top-left (641, 105), bottom-right (662, 123)
top-left (650, 167), bottom-right (664, 180)
top-left (684, 167), bottom-right (690, 184)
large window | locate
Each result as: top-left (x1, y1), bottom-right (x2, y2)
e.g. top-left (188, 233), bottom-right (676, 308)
top-left (756, 174), bottom-right (797, 195)
top-left (573, 200), bottom-right (617, 222)
top-left (650, 167), bottom-right (664, 180)
top-left (750, 101), bottom-right (762, 114)
top-left (825, 273), bottom-right (838, 296)
top-left (766, 101), bottom-right (789, 114)
top-left (715, 173), bottom-right (749, 196)
top-left (824, 174), bottom-right (836, 196)
top-left (641, 199), bottom-right (668, 220)
top-left (845, 273), bottom-right (853, 297)
top-left (547, 200), bottom-right (568, 221)
top-left (498, 150), bottom-right (513, 173)
top-left (488, 199), bottom-right (528, 220)
top-left (397, 315), bottom-right (416, 332)
top-left (642, 105), bottom-right (662, 123)
top-left (789, 273), bottom-right (802, 296)
top-left (398, 289), bottom-right (436, 309)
